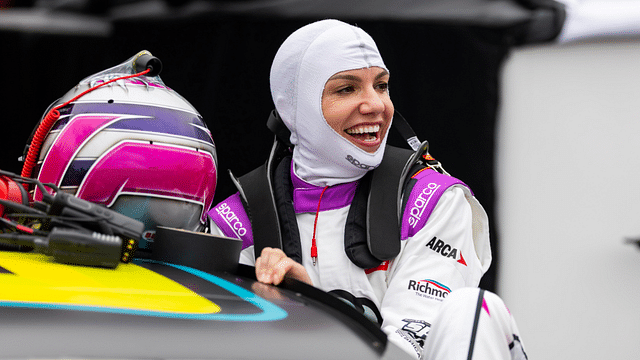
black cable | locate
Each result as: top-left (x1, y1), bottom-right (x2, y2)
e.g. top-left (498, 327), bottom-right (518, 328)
top-left (0, 228), bottom-right (123, 268)
top-left (0, 198), bottom-right (46, 215)
top-left (0, 168), bottom-right (143, 266)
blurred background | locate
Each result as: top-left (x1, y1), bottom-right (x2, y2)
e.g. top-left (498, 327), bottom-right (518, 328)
top-left (1, 0), bottom-right (638, 358)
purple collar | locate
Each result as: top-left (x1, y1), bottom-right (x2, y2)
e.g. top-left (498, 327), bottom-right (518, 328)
top-left (291, 170), bottom-right (358, 213)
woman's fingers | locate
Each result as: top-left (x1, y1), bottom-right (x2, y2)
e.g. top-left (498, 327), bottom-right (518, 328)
top-left (255, 247), bottom-right (312, 285)
top-left (255, 247), bottom-right (292, 285)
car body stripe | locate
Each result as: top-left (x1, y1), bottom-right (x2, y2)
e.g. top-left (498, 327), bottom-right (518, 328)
top-left (0, 255), bottom-right (287, 322)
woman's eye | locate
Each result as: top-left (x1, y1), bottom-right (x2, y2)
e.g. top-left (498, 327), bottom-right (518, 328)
top-left (376, 82), bottom-right (389, 92)
top-left (336, 86), bottom-right (355, 94)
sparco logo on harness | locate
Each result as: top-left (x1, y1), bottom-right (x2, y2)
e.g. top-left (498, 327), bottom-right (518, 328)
top-left (408, 279), bottom-right (451, 301)
top-left (408, 182), bottom-right (440, 228)
top-left (215, 203), bottom-right (247, 237)
top-left (426, 236), bottom-right (467, 266)
top-left (345, 155), bottom-right (374, 170)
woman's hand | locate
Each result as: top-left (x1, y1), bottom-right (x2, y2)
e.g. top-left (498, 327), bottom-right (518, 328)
top-left (254, 247), bottom-right (312, 286)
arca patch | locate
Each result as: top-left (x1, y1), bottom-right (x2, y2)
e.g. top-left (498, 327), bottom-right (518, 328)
top-left (426, 236), bottom-right (467, 266)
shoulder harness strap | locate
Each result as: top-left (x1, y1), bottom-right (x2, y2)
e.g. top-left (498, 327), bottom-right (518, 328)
top-left (231, 137), bottom-right (286, 258)
top-left (345, 141), bottom-right (430, 268)
top-left (233, 109), bottom-right (441, 267)
top-left (272, 154), bottom-right (303, 263)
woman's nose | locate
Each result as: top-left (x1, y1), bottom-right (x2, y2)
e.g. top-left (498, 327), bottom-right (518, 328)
top-left (358, 88), bottom-right (386, 114)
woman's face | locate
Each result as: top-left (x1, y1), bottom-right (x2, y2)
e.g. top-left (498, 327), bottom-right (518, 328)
top-left (321, 66), bottom-right (394, 153)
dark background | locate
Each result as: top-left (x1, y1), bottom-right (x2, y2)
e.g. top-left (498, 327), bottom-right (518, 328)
top-left (0, 0), bottom-right (565, 291)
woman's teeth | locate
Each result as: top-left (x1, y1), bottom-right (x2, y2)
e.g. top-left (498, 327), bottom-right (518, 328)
top-left (345, 124), bottom-right (380, 135)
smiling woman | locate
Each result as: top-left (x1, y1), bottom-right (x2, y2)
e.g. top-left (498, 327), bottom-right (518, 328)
top-left (322, 67), bottom-right (393, 153)
top-left (207, 19), bottom-right (526, 360)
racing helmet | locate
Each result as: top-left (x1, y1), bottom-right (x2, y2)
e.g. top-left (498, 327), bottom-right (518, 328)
top-left (23, 51), bottom-right (217, 250)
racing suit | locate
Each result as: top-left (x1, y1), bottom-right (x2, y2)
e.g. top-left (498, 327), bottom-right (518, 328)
top-left (208, 164), bottom-right (526, 359)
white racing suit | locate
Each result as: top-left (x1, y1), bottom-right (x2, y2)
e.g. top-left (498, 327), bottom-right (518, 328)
top-left (208, 166), bottom-right (527, 360)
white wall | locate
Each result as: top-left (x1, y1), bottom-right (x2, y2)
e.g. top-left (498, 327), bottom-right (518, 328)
top-left (497, 38), bottom-right (640, 359)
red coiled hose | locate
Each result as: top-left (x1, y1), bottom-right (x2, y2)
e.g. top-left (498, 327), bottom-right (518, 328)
top-left (21, 68), bottom-right (151, 183)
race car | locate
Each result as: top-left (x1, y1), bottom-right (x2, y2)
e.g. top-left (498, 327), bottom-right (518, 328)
top-left (0, 217), bottom-right (412, 359)
top-left (0, 48), bottom-right (412, 359)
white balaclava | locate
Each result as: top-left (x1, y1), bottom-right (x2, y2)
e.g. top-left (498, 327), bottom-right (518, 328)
top-left (270, 19), bottom-right (391, 187)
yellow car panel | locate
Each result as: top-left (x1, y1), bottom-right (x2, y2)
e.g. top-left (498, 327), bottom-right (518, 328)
top-left (0, 251), bottom-right (220, 314)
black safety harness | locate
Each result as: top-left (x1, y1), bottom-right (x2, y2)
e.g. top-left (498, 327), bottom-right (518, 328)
top-left (230, 110), bottom-right (447, 269)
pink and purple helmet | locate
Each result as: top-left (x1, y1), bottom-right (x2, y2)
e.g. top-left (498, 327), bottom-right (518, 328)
top-left (27, 51), bottom-right (217, 249)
